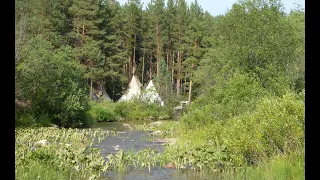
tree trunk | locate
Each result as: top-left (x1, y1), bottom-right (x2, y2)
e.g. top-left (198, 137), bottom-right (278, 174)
top-left (128, 57), bottom-right (131, 80)
top-left (149, 56), bottom-right (153, 80)
top-left (188, 64), bottom-right (194, 104)
top-left (166, 47), bottom-right (169, 70)
top-left (184, 78), bottom-right (186, 95)
top-left (90, 78), bottom-right (93, 99)
top-left (188, 80), bottom-right (192, 105)
top-left (156, 24), bottom-right (161, 77)
top-left (171, 51), bottom-right (174, 84)
top-left (176, 51), bottom-right (180, 97)
top-left (133, 34), bottom-right (137, 75)
top-left (142, 50), bottom-right (145, 85)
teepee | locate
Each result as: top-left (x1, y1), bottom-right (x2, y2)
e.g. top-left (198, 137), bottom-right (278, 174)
top-left (118, 75), bottom-right (142, 102)
top-left (91, 83), bottom-right (112, 101)
top-left (96, 83), bottom-right (112, 101)
top-left (141, 80), bottom-right (164, 106)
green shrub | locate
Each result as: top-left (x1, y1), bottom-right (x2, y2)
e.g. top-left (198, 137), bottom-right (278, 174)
top-left (221, 91), bottom-right (305, 165)
top-left (15, 110), bottom-right (36, 127)
top-left (113, 100), bottom-right (171, 120)
top-left (176, 90), bottom-right (305, 167)
top-left (87, 101), bottom-right (118, 122)
top-left (182, 71), bottom-right (267, 126)
top-left (16, 43), bottom-right (91, 128)
top-left (113, 101), bottom-right (131, 119)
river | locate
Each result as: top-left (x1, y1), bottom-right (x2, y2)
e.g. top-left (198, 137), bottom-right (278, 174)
top-left (89, 120), bottom-right (214, 180)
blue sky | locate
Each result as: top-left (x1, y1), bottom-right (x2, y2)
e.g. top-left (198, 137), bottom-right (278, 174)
top-left (117, 0), bottom-right (305, 16)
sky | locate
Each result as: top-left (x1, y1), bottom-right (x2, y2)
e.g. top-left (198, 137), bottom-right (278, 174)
top-left (117, 0), bottom-right (305, 16)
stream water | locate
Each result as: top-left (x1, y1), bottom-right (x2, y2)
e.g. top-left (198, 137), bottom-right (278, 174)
top-left (89, 120), bottom-right (214, 180)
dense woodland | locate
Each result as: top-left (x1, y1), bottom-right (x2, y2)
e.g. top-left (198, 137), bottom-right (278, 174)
top-left (15, 0), bottom-right (305, 178)
top-left (15, 0), bottom-right (304, 127)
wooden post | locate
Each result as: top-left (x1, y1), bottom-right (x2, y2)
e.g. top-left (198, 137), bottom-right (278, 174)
top-left (188, 64), bottom-right (194, 105)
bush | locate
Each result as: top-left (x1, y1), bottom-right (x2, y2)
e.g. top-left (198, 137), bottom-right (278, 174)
top-left (113, 101), bottom-right (131, 119)
top-left (87, 101), bottom-right (118, 122)
top-left (221, 91), bottom-right (305, 165)
top-left (15, 110), bottom-right (36, 127)
top-left (182, 71), bottom-right (267, 126)
top-left (16, 42), bottom-right (90, 128)
top-left (177, 90), bottom-right (304, 167)
top-left (87, 99), bottom-right (171, 122)
top-left (113, 100), bottom-right (171, 120)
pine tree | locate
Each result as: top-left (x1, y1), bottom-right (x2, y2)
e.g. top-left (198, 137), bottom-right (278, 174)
top-left (182, 0), bottom-right (205, 95)
top-left (140, 10), bottom-right (155, 85)
top-left (98, 1), bottom-right (128, 100)
top-left (174, 0), bottom-right (188, 97)
top-left (163, 0), bottom-right (176, 85)
top-left (68, 0), bottom-right (105, 99)
top-left (122, 0), bottom-right (143, 80)
top-left (154, 59), bottom-right (172, 101)
top-left (146, 0), bottom-right (165, 77)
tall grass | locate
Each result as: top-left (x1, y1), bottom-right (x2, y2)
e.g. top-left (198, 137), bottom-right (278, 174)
top-left (221, 149), bottom-right (305, 180)
top-left (133, 90), bottom-right (305, 175)
top-left (87, 100), bottom-right (172, 123)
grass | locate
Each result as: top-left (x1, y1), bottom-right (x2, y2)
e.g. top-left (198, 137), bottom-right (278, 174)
top-left (135, 118), bottom-right (305, 177)
top-left (16, 163), bottom-right (71, 180)
top-left (221, 149), bottom-right (305, 180)
top-left (87, 100), bottom-right (172, 123)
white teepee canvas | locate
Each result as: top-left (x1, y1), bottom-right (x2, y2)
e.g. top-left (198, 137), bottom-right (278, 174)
top-left (141, 80), bottom-right (164, 106)
top-left (118, 75), bottom-right (142, 102)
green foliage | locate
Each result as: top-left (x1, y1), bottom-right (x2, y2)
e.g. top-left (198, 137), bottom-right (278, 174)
top-left (15, 110), bottom-right (36, 127)
top-left (221, 91), bottom-right (304, 165)
top-left (154, 58), bottom-right (173, 101)
top-left (135, 121), bottom-right (181, 138)
top-left (16, 38), bottom-right (91, 128)
top-left (113, 101), bottom-right (132, 119)
top-left (87, 101), bottom-right (118, 122)
top-left (15, 1), bottom-right (305, 178)
top-left (182, 71), bottom-right (267, 126)
top-left (104, 148), bottom-right (161, 172)
top-left (179, 90), bottom-right (305, 166)
top-left (87, 100), bottom-right (172, 122)
top-left (15, 127), bottom-right (111, 179)
top-left (114, 100), bottom-right (170, 120)
top-left (221, 148), bottom-right (304, 180)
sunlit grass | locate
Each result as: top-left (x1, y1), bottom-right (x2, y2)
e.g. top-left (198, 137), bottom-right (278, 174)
top-left (221, 148), bottom-right (305, 180)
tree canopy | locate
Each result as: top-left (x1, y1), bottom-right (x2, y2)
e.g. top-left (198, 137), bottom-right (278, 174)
top-left (15, 0), bottom-right (304, 127)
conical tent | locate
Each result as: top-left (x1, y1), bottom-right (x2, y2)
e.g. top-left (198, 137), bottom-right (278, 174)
top-left (97, 83), bottom-right (112, 101)
top-left (118, 75), bottom-right (142, 102)
top-left (91, 83), bottom-right (112, 101)
top-left (141, 80), bottom-right (164, 106)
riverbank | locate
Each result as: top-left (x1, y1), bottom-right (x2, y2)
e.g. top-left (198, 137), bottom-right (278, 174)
top-left (15, 115), bottom-right (304, 180)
